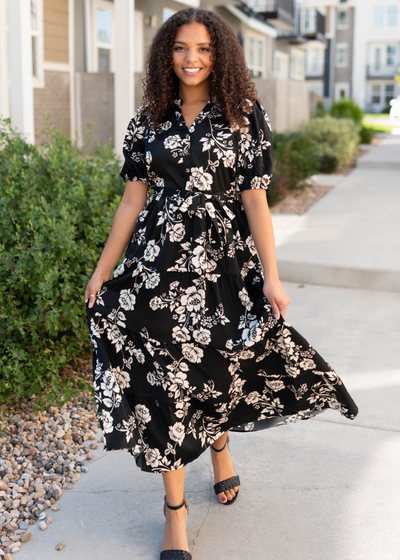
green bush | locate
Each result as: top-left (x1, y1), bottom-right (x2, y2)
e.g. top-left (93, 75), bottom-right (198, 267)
top-left (303, 116), bottom-right (360, 172)
top-left (0, 118), bottom-right (123, 412)
top-left (315, 99), bottom-right (327, 118)
top-left (330, 98), bottom-right (364, 123)
top-left (359, 126), bottom-right (376, 144)
top-left (318, 154), bottom-right (339, 173)
top-left (272, 130), bottom-right (319, 191)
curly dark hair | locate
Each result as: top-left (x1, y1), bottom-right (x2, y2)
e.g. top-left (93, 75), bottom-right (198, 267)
top-left (142, 8), bottom-right (258, 130)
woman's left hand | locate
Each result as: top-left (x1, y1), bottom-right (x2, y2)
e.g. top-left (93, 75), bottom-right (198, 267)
top-left (263, 278), bottom-right (290, 321)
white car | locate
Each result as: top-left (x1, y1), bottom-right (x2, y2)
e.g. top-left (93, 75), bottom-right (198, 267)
top-left (389, 95), bottom-right (400, 125)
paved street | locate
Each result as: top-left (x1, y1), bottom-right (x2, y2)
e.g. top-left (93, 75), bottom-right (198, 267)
top-left (15, 136), bottom-right (400, 560)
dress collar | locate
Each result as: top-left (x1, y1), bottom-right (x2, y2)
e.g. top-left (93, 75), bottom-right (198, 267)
top-left (174, 96), bottom-right (216, 108)
top-left (173, 97), bottom-right (216, 132)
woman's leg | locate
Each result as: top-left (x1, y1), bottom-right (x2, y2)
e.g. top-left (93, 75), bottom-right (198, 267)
top-left (162, 467), bottom-right (189, 552)
top-left (210, 431), bottom-right (240, 504)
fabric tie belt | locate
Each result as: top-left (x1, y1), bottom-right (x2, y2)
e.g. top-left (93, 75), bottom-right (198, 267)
top-left (151, 186), bottom-right (240, 245)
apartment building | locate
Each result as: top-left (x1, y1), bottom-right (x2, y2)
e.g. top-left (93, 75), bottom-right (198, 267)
top-left (353, 0), bottom-right (400, 112)
top-left (0, 0), bottom-right (317, 148)
top-left (299, 0), bottom-right (400, 111)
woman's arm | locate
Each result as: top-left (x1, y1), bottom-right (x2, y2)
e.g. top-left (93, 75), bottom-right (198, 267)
top-left (85, 180), bottom-right (148, 308)
top-left (241, 189), bottom-right (290, 320)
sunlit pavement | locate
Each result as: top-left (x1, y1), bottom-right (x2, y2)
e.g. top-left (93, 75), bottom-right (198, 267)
top-left (15, 137), bottom-right (400, 560)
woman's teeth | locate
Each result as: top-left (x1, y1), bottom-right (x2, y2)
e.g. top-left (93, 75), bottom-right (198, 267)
top-left (183, 68), bottom-right (201, 74)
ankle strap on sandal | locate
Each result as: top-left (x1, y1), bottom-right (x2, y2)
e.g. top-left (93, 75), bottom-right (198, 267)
top-left (164, 495), bottom-right (186, 510)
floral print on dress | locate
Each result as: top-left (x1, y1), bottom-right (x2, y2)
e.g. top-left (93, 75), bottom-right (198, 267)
top-left (87, 96), bottom-right (358, 473)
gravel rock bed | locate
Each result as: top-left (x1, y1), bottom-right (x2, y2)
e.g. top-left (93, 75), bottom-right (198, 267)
top-left (0, 394), bottom-right (101, 557)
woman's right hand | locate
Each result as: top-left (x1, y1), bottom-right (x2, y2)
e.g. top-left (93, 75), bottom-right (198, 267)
top-left (85, 270), bottom-right (112, 308)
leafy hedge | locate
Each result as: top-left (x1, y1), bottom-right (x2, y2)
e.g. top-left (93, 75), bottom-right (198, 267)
top-left (303, 116), bottom-right (360, 172)
top-left (271, 131), bottom-right (319, 200)
top-left (330, 98), bottom-right (364, 123)
top-left (0, 119), bottom-right (123, 411)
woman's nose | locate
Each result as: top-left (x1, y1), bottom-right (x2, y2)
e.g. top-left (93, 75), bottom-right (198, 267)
top-left (184, 49), bottom-right (198, 64)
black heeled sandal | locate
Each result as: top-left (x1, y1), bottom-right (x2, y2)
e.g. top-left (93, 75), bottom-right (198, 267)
top-left (160, 495), bottom-right (192, 560)
top-left (211, 434), bottom-right (240, 505)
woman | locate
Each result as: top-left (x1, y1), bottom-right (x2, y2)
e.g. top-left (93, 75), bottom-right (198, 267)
top-left (85, 8), bottom-right (358, 560)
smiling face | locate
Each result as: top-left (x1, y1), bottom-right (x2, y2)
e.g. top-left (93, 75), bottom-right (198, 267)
top-left (172, 22), bottom-right (213, 89)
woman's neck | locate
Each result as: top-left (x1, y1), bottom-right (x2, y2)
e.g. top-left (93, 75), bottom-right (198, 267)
top-left (179, 81), bottom-right (210, 105)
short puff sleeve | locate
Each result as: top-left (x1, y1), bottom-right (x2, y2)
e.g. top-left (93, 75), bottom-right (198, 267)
top-left (235, 99), bottom-right (273, 193)
top-left (120, 105), bottom-right (149, 184)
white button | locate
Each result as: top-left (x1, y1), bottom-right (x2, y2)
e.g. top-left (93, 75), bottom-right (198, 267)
top-left (186, 168), bottom-right (190, 173)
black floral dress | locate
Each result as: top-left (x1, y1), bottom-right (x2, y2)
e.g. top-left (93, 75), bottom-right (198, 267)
top-left (86, 97), bottom-right (358, 473)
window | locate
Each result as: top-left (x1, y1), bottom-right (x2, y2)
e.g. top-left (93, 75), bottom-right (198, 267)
top-left (291, 50), bottom-right (305, 81)
top-left (385, 84), bottom-right (395, 104)
top-left (373, 6), bottom-right (384, 27)
top-left (388, 6), bottom-right (398, 27)
top-left (94, 1), bottom-right (113, 72)
top-left (306, 49), bottom-right (324, 76)
top-left (387, 46), bottom-right (397, 66)
top-left (337, 10), bottom-right (348, 28)
top-left (372, 84), bottom-right (381, 104)
top-left (30, 0), bottom-right (43, 86)
top-left (247, 35), bottom-right (265, 78)
top-left (304, 9), bottom-right (311, 31)
top-left (274, 51), bottom-right (289, 80)
top-left (336, 43), bottom-right (348, 67)
top-left (304, 9), bottom-right (316, 33)
top-left (163, 8), bottom-right (176, 22)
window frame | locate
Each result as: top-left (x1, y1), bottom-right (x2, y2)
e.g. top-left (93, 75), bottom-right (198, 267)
top-left (388, 6), bottom-right (398, 27)
top-left (246, 33), bottom-right (266, 78)
top-left (387, 45), bottom-right (397, 67)
top-left (31, 0), bottom-right (44, 88)
top-left (337, 9), bottom-right (349, 29)
top-left (385, 83), bottom-right (395, 104)
top-left (92, 0), bottom-right (115, 73)
top-left (290, 47), bottom-right (305, 81)
top-left (371, 83), bottom-right (381, 104)
top-left (274, 50), bottom-right (289, 81)
top-left (373, 6), bottom-right (384, 28)
top-left (335, 43), bottom-right (348, 68)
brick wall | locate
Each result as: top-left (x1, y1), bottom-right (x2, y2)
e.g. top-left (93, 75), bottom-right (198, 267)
top-left (34, 70), bottom-right (70, 143)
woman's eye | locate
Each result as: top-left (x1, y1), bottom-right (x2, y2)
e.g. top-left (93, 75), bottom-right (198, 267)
top-left (200, 48), bottom-right (210, 52)
top-left (173, 46), bottom-right (184, 51)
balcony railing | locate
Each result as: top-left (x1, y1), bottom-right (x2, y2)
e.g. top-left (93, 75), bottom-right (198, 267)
top-left (366, 64), bottom-right (399, 80)
top-left (298, 8), bottom-right (326, 36)
top-left (247, 0), bottom-right (295, 31)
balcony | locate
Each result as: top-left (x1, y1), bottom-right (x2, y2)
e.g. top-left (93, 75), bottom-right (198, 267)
top-left (298, 8), bottom-right (327, 44)
top-left (366, 64), bottom-right (399, 80)
top-left (245, 0), bottom-right (295, 31)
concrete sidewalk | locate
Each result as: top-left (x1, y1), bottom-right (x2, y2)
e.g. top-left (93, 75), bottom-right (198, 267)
top-left (15, 282), bottom-right (400, 560)
top-left (14, 137), bottom-right (400, 560)
top-left (273, 136), bottom-right (400, 292)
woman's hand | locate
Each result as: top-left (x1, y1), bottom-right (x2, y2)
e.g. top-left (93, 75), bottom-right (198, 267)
top-left (263, 278), bottom-right (290, 320)
top-left (85, 270), bottom-right (112, 308)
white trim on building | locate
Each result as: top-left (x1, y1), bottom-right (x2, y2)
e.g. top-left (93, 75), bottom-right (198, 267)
top-left (0, 0), bottom-right (10, 118)
top-left (114, 0), bottom-right (135, 155)
top-left (8, 0), bottom-right (35, 143)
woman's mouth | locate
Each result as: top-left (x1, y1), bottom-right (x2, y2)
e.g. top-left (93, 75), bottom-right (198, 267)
top-left (183, 67), bottom-right (202, 76)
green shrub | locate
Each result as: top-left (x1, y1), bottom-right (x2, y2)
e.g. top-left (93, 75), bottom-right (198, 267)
top-left (0, 118), bottom-right (123, 412)
top-left (315, 99), bottom-right (327, 118)
top-left (272, 130), bottom-right (319, 191)
top-left (318, 154), bottom-right (339, 173)
top-left (303, 116), bottom-right (360, 172)
top-left (359, 126), bottom-right (376, 144)
top-left (330, 98), bottom-right (364, 123)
